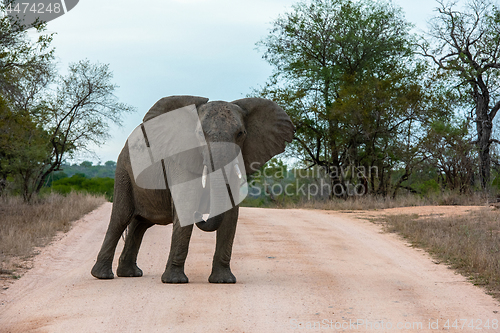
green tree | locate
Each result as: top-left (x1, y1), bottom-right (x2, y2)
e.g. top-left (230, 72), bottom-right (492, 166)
top-left (418, 0), bottom-right (500, 190)
top-left (0, 1), bottom-right (55, 199)
top-left (29, 60), bottom-right (135, 196)
top-left (0, 0), bottom-right (55, 107)
top-left (0, 98), bottom-right (51, 200)
top-left (80, 161), bottom-right (93, 168)
top-left (422, 119), bottom-right (475, 193)
top-left (256, 0), bottom-right (436, 197)
top-left (0, 5), bottom-right (131, 201)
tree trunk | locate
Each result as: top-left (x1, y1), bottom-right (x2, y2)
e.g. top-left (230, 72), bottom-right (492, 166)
top-left (476, 94), bottom-right (492, 191)
top-left (392, 169), bottom-right (410, 199)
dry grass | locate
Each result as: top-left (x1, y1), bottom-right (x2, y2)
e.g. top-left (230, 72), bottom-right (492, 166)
top-left (0, 192), bottom-right (105, 279)
top-left (281, 192), bottom-right (489, 210)
top-left (375, 208), bottom-right (500, 299)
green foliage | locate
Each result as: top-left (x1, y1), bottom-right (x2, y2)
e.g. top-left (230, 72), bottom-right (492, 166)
top-left (44, 172), bottom-right (68, 187)
top-left (29, 60), bottom-right (135, 196)
top-left (0, 98), bottom-right (52, 200)
top-left (253, 0), bottom-right (487, 199)
top-left (491, 172), bottom-right (500, 191)
top-left (0, 3), bottom-right (134, 202)
top-left (255, 0), bottom-right (451, 198)
top-left (0, 0), bottom-right (55, 104)
top-left (421, 119), bottom-right (475, 193)
top-left (242, 158), bottom-right (332, 207)
top-left (417, 179), bottom-right (441, 196)
top-left (240, 196), bottom-right (271, 208)
top-left (80, 161), bottom-right (93, 168)
top-left (417, 0), bottom-right (500, 190)
top-left (52, 162), bottom-right (117, 179)
top-left (49, 174), bottom-right (114, 202)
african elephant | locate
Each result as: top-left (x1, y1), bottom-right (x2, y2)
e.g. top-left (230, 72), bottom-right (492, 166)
top-left (91, 95), bottom-right (294, 283)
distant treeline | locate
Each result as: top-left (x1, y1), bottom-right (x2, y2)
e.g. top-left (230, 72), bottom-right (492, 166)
top-left (42, 161), bottom-right (117, 201)
top-left (47, 161), bottom-right (117, 183)
top-left (242, 158), bottom-right (500, 208)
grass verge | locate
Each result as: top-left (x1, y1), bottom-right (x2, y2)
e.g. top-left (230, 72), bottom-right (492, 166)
top-left (243, 192), bottom-right (489, 210)
top-left (0, 192), bottom-right (105, 280)
top-left (375, 208), bottom-right (500, 299)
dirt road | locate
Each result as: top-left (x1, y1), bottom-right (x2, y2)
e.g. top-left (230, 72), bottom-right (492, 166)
top-left (1, 204), bottom-right (498, 332)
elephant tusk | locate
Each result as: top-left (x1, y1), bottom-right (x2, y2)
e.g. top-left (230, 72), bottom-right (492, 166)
top-left (234, 164), bottom-right (242, 179)
top-left (202, 165), bottom-right (208, 188)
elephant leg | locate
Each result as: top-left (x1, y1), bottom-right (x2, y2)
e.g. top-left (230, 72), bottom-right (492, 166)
top-left (91, 168), bottom-right (134, 279)
top-left (117, 218), bottom-right (153, 277)
top-left (209, 207), bottom-right (238, 283)
top-left (161, 218), bottom-right (194, 284)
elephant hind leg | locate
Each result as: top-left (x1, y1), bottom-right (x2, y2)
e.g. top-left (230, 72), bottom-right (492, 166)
top-left (91, 209), bottom-right (133, 279)
top-left (91, 212), bottom-right (132, 279)
top-left (117, 218), bottom-right (153, 277)
top-left (91, 168), bottom-right (134, 279)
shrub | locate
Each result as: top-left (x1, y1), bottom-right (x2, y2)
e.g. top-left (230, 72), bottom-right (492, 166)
top-left (50, 174), bottom-right (114, 201)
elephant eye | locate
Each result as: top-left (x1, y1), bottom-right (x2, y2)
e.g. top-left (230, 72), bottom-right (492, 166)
top-left (237, 131), bottom-right (244, 138)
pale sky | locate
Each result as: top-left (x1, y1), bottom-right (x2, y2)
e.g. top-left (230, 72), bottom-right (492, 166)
top-left (39, 0), bottom-right (441, 164)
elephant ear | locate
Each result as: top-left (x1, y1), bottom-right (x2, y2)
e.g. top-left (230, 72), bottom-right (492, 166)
top-left (143, 95), bottom-right (209, 122)
top-left (232, 98), bottom-right (295, 174)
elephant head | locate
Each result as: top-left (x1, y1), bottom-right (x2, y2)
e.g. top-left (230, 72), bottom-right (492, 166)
top-left (135, 95), bottom-right (294, 232)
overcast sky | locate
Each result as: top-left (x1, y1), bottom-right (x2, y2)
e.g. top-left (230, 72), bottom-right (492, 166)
top-left (41, 0), bottom-right (441, 164)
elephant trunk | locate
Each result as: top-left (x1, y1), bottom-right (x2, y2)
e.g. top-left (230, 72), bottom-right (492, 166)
top-left (195, 165), bottom-right (227, 232)
top-left (195, 212), bottom-right (225, 232)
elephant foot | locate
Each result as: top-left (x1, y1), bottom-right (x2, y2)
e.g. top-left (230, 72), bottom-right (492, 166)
top-left (209, 265), bottom-right (236, 283)
top-left (91, 260), bottom-right (114, 279)
top-left (162, 265), bottom-right (189, 284)
top-left (117, 261), bottom-right (143, 277)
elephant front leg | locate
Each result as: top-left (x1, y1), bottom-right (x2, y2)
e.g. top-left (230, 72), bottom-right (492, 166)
top-left (162, 220), bottom-right (193, 283)
top-left (209, 207), bottom-right (238, 283)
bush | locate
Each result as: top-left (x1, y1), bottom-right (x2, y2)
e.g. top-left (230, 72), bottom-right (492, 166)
top-left (50, 174), bottom-right (114, 201)
top-left (417, 179), bottom-right (441, 196)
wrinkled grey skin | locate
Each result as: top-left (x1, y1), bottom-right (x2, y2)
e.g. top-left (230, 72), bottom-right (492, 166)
top-left (91, 96), bottom-right (294, 283)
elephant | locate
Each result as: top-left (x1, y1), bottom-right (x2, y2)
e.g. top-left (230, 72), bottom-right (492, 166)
top-left (91, 95), bottom-right (294, 283)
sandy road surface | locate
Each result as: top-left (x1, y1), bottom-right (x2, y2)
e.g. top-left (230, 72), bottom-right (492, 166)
top-left (1, 204), bottom-right (498, 332)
